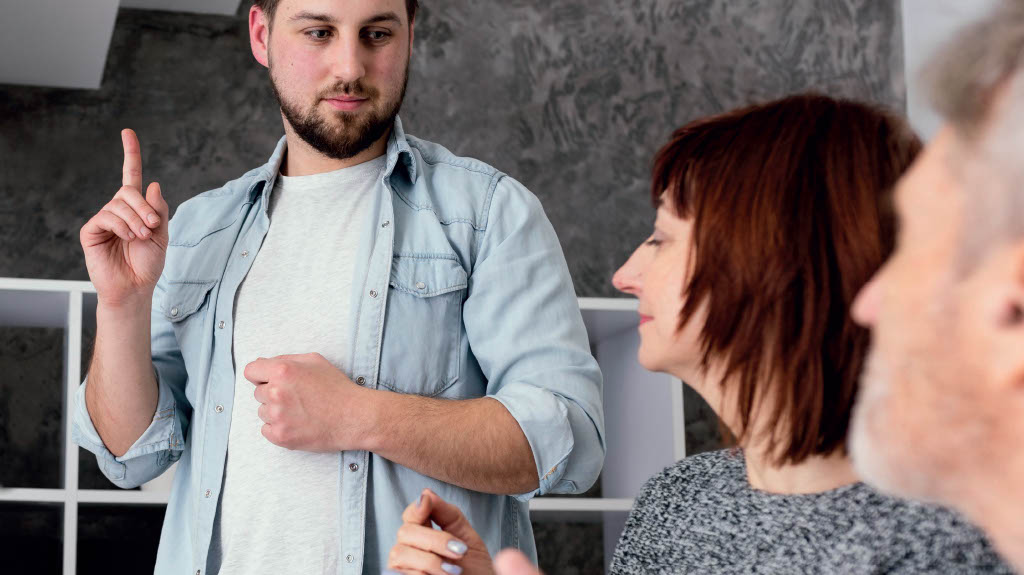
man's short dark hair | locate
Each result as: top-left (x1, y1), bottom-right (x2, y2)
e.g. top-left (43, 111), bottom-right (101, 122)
top-left (253, 0), bottom-right (419, 26)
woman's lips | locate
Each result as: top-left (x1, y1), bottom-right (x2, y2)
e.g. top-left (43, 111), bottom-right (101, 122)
top-left (639, 314), bottom-right (653, 326)
top-left (325, 97), bottom-right (367, 111)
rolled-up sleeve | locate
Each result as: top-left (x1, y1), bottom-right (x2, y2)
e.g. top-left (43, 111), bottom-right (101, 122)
top-left (71, 276), bottom-right (191, 489)
top-left (463, 175), bottom-right (606, 500)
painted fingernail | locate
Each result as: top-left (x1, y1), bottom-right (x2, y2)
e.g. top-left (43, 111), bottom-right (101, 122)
top-left (148, 214), bottom-right (159, 225)
top-left (441, 563), bottom-right (463, 575)
top-left (418, 493), bottom-right (426, 509)
top-left (447, 540), bottom-right (468, 555)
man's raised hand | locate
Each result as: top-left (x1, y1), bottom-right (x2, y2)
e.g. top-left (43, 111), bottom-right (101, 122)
top-left (80, 129), bottom-right (170, 308)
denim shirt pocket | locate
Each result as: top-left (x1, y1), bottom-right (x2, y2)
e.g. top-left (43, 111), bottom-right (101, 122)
top-left (378, 255), bottom-right (467, 396)
top-left (163, 279), bottom-right (217, 364)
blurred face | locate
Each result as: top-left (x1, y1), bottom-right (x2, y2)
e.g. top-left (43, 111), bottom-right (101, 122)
top-left (848, 128), bottom-right (970, 498)
top-left (251, 0), bottom-right (412, 159)
top-left (612, 202), bottom-right (706, 379)
top-left (850, 124), bottom-right (1024, 516)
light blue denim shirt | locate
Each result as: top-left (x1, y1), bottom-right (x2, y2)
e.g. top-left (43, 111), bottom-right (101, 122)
top-left (72, 117), bottom-right (605, 574)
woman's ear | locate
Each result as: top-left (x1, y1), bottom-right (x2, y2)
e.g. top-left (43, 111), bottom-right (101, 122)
top-left (249, 5), bottom-right (271, 69)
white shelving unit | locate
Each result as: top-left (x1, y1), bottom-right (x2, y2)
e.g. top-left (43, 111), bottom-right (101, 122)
top-left (0, 277), bottom-right (686, 574)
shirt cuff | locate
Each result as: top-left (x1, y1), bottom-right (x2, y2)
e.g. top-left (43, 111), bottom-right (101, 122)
top-left (71, 373), bottom-right (185, 484)
top-left (489, 382), bottom-right (576, 501)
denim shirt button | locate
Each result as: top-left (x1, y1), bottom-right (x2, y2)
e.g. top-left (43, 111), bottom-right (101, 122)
top-left (349, 463), bottom-right (359, 472)
top-left (356, 376), bottom-right (365, 385)
top-left (369, 290), bottom-right (378, 298)
top-left (346, 554), bottom-right (354, 563)
top-left (416, 282), bottom-right (426, 290)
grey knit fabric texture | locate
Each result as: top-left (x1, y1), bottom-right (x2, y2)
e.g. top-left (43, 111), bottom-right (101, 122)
top-left (609, 450), bottom-right (1012, 574)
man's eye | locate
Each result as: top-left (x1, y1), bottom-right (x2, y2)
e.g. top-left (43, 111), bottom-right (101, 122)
top-left (307, 29), bottom-right (331, 40)
top-left (364, 30), bottom-right (390, 41)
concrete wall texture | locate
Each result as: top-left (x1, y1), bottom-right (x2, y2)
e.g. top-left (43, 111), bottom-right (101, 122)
top-left (0, 0), bottom-right (904, 296)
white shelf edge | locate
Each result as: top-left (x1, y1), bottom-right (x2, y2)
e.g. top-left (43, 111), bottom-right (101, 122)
top-left (671, 378), bottom-right (687, 461)
top-left (0, 277), bottom-right (95, 293)
top-left (529, 497), bottom-right (634, 512)
top-left (77, 489), bottom-right (172, 505)
top-left (64, 291), bottom-right (83, 575)
top-left (1, 489), bottom-right (636, 512)
top-left (0, 488), bottom-right (67, 503)
top-left (577, 297), bottom-right (637, 312)
top-left (0, 281), bottom-right (627, 307)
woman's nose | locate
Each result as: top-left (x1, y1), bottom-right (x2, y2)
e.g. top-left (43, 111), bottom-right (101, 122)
top-left (612, 250), bottom-right (643, 296)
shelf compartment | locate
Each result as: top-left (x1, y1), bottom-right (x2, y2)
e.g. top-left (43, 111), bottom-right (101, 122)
top-left (533, 519), bottom-right (605, 574)
top-left (0, 325), bottom-right (67, 489)
top-left (0, 501), bottom-right (63, 574)
top-left (77, 503), bottom-right (165, 574)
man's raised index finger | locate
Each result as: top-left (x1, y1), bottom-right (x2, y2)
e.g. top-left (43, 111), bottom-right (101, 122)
top-left (121, 128), bottom-right (143, 191)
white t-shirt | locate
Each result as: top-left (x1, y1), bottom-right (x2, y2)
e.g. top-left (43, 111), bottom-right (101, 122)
top-left (207, 155), bottom-right (386, 575)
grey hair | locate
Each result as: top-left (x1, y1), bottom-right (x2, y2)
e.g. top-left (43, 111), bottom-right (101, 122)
top-left (926, 1), bottom-right (1024, 137)
top-left (924, 0), bottom-right (1024, 267)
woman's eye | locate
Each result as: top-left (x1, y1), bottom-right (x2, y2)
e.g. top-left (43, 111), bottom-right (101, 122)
top-left (645, 238), bottom-right (662, 247)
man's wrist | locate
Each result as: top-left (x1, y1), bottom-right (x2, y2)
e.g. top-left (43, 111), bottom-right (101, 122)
top-left (349, 385), bottom-right (391, 453)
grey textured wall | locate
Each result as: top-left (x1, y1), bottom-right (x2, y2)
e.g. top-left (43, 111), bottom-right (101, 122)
top-left (0, 1), bottom-right (904, 573)
top-left (0, 0), bottom-right (904, 296)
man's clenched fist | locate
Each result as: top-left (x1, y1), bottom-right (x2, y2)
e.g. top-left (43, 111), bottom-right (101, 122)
top-left (245, 352), bottom-right (376, 453)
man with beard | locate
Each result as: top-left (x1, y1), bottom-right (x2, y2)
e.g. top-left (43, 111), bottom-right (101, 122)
top-left (849, 0), bottom-right (1024, 570)
top-left (72, 1), bottom-right (605, 574)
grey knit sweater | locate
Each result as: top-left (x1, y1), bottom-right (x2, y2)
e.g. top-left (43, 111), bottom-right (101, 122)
top-left (609, 450), bottom-right (1012, 574)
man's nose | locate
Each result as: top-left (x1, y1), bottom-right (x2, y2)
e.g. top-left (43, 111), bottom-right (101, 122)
top-left (331, 36), bottom-right (367, 85)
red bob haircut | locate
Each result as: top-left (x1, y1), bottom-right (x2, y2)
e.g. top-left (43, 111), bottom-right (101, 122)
top-left (652, 93), bottom-right (922, 464)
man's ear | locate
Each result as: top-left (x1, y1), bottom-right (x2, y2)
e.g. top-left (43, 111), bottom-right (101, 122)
top-left (250, 5), bottom-right (271, 69)
top-left (985, 239), bottom-right (1024, 393)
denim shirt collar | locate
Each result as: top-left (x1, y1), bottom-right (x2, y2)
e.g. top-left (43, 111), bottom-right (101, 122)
top-left (247, 115), bottom-right (417, 210)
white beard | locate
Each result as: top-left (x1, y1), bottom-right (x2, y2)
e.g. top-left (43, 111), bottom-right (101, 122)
top-left (849, 347), bottom-right (944, 502)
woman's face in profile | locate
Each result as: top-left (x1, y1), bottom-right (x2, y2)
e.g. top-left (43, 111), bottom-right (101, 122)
top-left (612, 201), bottom-right (706, 378)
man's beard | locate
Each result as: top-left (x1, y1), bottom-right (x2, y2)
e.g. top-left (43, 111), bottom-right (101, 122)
top-left (271, 65), bottom-right (408, 160)
top-left (849, 338), bottom-right (984, 505)
top-left (848, 350), bottom-right (929, 497)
